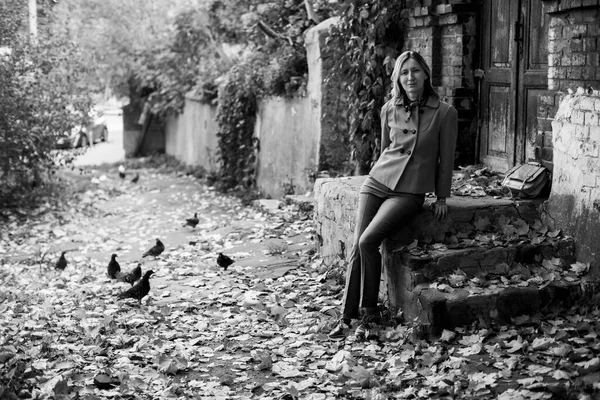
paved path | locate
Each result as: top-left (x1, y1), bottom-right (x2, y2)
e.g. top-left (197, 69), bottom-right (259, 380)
top-left (73, 110), bottom-right (125, 167)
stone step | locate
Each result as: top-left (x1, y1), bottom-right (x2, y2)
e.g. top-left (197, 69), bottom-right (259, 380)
top-left (411, 276), bottom-right (595, 338)
top-left (314, 175), bottom-right (545, 262)
top-left (384, 236), bottom-right (576, 284)
top-left (382, 237), bottom-right (589, 337)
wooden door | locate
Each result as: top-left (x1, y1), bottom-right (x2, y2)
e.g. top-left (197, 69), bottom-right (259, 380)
top-left (479, 0), bottom-right (549, 172)
top-left (517, 0), bottom-right (550, 163)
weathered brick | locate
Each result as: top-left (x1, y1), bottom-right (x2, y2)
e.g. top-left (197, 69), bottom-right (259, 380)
top-left (575, 124), bottom-right (590, 140)
top-left (587, 53), bottom-right (600, 67)
top-left (572, 109), bottom-right (587, 126)
top-left (595, 99), bottom-right (600, 112)
top-left (544, 132), bottom-right (554, 147)
top-left (539, 118), bottom-right (553, 131)
top-left (584, 142), bottom-right (600, 158)
top-left (586, 111), bottom-right (600, 126)
top-left (548, 27), bottom-right (562, 40)
top-left (571, 53), bottom-right (587, 66)
top-left (582, 0), bottom-right (598, 6)
top-left (591, 125), bottom-right (600, 141)
top-left (583, 10), bottom-right (600, 22)
top-left (588, 20), bottom-right (600, 36)
top-left (570, 38), bottom-right (584, 52)
top-left (549, 16), bottom-right (566, 28)
top-left (548, 67), bottom-right (563, 78)
top-left (581, 67), bottom-right (595, 80)
top-left (582, 172), bottom-right (597, 188)
top-left (548, 39), bottom-right (567, 54)
top-left (539, 94), bottom-right (555, 105)
top-left (580, 97), bottom-right (597, 111)
top-left (583, 37), bottom-right (598, 52)
top-left (440, 13), bottom-right (458, 25)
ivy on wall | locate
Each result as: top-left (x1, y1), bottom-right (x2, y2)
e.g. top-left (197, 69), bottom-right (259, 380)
top-left (215, 61), bottom-right (263, 192)
top-left (327, 1), bottom-right (409, 175)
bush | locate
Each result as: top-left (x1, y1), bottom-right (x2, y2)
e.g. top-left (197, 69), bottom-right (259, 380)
top-left (0, 1), bottom-right (92, 206)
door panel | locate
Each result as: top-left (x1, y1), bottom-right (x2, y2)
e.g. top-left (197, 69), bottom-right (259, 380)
top-left (480, 0), bottom-right (518, 172)
top-left (519, 0), bottom-right (550, 162)
top-left (480, 0), bottom-right (549, 172)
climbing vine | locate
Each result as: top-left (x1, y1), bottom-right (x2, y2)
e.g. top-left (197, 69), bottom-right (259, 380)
top-left (327, 0), bottom-right (408, 175)
top-left (215, 60), bottom-right (264, 192)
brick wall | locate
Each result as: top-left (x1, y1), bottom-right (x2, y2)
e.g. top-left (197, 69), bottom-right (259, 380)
top-left (547, 88), bottom-right (600, 274)
top-left (537, 1), bottom-right (600, 170)
top-left (405, 1), bottom-right (480, 165)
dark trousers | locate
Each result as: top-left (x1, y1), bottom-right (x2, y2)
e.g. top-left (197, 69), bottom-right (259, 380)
top-left (341, 192), bottom-right (424, 319)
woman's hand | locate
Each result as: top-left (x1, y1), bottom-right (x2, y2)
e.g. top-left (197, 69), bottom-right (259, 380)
top-left (433, 198), bottom-right (448, 221)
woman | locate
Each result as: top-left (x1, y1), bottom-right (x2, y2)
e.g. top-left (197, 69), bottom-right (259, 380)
top-left (329, 51), bottom-right (458, 340)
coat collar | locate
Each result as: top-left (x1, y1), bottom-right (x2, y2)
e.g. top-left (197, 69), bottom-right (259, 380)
top-left (394, 95), bottom-right (440, 109)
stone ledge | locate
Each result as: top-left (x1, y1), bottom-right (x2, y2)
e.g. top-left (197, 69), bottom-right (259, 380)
top-left (314, 175), bottom-right (545, 264)
top-left (385, 237), bottom-right (576, 284)
top-left (415, 278), bottom-right (594, 337)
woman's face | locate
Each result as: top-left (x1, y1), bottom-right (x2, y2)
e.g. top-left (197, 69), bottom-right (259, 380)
top-left (399, 58), bottom-right (426, 100)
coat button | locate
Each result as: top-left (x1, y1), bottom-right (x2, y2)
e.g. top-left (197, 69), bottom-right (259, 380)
top-left (407, 150), bottom-right (412, 155)
top-left (400, 149), bottom-right (405, 154)
top-left (419, 109), bottom-right (424, 114)
top-left (412, 129), bottom-right (416, 134)
top-left (403, 129), bottom-right (408, 134)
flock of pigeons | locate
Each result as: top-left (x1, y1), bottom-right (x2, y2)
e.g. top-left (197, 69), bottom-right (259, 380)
top-left (53, 211), bottom-right (236, 305)
top-left (51, 166), bottom-right (236, 304)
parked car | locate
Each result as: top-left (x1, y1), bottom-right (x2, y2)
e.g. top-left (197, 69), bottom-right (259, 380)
top-left (55, 107), bottom-right (108, 149)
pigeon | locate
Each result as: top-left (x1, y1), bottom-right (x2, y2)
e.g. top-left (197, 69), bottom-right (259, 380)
top-left (55, 251), bottom-right (68, 271)
top-left (118, 165), bottom-right (126, 179)
top-left (184, 213), bottom-right (199, 228)
top-left (118, 264), bottom-right (142, 286)
top-left (117, 270), bottom-right (154, 303)
top-left (142, 239), bottom-right (165, 258)
top-left (131, 173), bottom-right (139, 183)
top-left (107, 253), bottom-right (121, 279)
top-left (217, 252), bottom-right (234, 271)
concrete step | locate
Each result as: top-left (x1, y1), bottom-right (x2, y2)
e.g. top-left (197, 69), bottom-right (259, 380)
top-left (314, 175), bottom-right (545, 262)
top-left (383, 236), bottom-right (589, 337)
top-left (412, 276), bottom-right (595, 338)
top-left (384, 236), bottom-right (576, 284)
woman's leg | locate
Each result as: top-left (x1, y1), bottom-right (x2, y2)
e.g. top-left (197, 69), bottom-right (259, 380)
top-left (340, 193), bottom-right (384, 320)
top-left (358, 195), bottom-right (423, 311)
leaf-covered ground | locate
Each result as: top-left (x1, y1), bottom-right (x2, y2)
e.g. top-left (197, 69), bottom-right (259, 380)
top-left (1, 165), bottom-right (600, 400)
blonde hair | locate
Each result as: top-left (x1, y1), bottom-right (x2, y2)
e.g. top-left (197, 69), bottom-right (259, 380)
top-left (390, 51), bottom-right (438, 103)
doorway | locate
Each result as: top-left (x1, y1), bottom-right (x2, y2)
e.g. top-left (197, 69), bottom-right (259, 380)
top-left (478, 0), bottom-right (550, 172)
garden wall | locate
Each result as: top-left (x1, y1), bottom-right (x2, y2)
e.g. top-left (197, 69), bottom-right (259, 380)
top-left (164, 94), bottom-right (219, 173)
top-left (547, 88), bottom-right (600, 275)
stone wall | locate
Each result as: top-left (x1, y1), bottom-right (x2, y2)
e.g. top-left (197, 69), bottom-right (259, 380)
top-left (547, 88), bottom-right (600, 274)
top-left (537, 1), bottom-right (600, 170)
top-left (164, 94), bottom-right (219, 173)
top-left (405, 2), bottom-right (480, 165)
top-left (254, 96), bottom-right (318, 197)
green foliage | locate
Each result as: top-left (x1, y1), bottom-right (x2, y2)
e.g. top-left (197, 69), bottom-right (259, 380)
top-left (215, 61), bottom-right (263, 191)
top-left (328, 1), bottom-right (408, 174)
top-left (0, 1), bottom-right (92, 206)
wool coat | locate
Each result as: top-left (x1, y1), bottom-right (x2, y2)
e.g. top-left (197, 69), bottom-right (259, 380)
top-left (369, 96), bottom-right (458, 198)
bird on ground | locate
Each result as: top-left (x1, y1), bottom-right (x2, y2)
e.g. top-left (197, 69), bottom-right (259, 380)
top-left (217, 252), bottom-right (234, 271)
top-left (107, 254), bottom-right (121, 279)
top-left (117, 263), bottom-right (142, 286)
top-left (118, 165), bottom-right (126, 179)
top-left (55, 251), bottom-right (68, 271)
top-left (117, 270), bottom-right (154, 303)
top-left (142, 239), bottom-right (165, 258)
top-left (183, 213), bottom-right (199, 229)
top-left (131, 173), bottom-right (139, 183)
